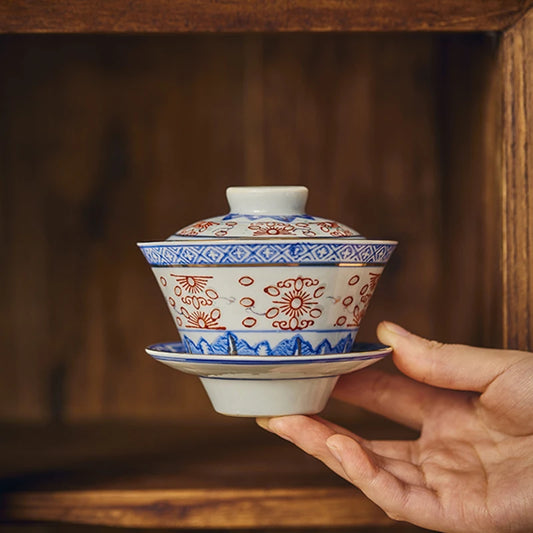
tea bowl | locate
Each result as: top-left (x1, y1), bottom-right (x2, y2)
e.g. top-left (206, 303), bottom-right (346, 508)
top-left (138, 186), bottom-right (397, 356)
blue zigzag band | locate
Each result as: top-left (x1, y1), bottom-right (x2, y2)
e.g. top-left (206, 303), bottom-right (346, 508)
top-left (182, 331), bottom-right (357, 356)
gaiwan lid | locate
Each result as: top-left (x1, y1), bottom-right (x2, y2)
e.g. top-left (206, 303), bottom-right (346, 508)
top-left (169, 186), bottom-right (364, 240)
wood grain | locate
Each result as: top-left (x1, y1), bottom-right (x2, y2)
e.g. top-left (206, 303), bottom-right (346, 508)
top-left (501, 11), bottom-right (533, 352)
top-left (436, 34), bottom-right (504, 348)
top-left (0, 422), bottom-right (416, 528)
top-left (437, 19), bottom-right (533, 352)
top-left (0, 0), bottom-right (531, 33)
top-left (0, 488), bottom-right (392, 528)
top-left (0, 34), bottom-right (448, 422)
top-left (0, 35), bottom-right (246, 422)
top-left (255, 34), bottom-right (445, 350)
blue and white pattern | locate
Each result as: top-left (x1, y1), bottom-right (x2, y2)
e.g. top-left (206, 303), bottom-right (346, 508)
top-left (181, 331), bottom-right (355, 356)
top-left (144, 339), bottom-right (393, 417)
top-left (146, 341), bottom-right (391, 365)
top-left (139, 241), bottom-right (396, 266)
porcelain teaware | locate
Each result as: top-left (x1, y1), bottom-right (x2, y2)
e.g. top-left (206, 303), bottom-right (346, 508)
top-left (145, 341), bottom-right (392, 416)
top-left (138, 186), bottom-right (397, 356)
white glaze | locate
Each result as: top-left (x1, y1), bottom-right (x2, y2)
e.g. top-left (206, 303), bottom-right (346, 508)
top-left (145, 341), bottom-right (392, 416)
top-left (226, 185), bottom-right (308, 215)
top-left (138, 185), bottom-right (397, 358)
top-left (153, 264), bottom-right (385, 355)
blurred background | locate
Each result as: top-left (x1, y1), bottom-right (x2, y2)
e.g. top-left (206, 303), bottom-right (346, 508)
top-left (0, 33), bottom-right (498, 424)
top-left (0, 31), bottom-right (503, 532)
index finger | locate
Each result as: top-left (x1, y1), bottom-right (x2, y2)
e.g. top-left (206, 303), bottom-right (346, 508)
top-left (377, 321), bottom-right (531, 393)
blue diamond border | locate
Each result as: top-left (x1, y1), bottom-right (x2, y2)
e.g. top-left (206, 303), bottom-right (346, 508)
top-left (139, 241), bottom-right (396, 266)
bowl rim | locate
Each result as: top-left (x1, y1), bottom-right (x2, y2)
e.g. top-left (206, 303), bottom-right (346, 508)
top-left (137, 238), bottom-right (398, 246)
top-left (137, 239), bottom-right (397, 267)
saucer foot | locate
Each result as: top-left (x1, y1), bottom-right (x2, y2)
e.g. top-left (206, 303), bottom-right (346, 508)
top-left (200, 376), bottom-right (339, 417)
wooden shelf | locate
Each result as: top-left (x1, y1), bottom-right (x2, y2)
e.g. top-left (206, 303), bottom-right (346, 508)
top-left (0, 4), bottom-right (532, 532)
top-left (0, 421), bottom-right (415, 528)
top-left (0, 0), bottom-right (531, 34)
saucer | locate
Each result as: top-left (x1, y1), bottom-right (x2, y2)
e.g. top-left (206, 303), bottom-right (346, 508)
top-left (145, 342), bottom-right (392, 417)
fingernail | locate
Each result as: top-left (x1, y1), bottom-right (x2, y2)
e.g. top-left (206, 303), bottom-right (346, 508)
top-left (256, 417), bottom-right (271, 430)
top-left (382, 321), bottom-right (410, 337)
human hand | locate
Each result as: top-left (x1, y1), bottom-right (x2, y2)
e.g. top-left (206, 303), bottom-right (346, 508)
top-left (257, 322), bottom-right (533, 532)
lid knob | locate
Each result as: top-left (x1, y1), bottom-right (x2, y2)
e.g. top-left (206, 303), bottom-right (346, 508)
top-left (226, 186), bottom-right (308, 215)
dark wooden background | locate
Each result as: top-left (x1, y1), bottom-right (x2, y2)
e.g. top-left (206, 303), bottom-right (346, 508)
top-left (0, 33), bottom-right (499, 423)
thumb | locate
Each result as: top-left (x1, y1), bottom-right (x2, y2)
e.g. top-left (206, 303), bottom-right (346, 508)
top-left (377, 321), bottom-right (527, 393)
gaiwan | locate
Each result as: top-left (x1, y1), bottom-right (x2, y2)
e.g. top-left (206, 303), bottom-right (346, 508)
top-left (138, 186), bottom-right (397, 357)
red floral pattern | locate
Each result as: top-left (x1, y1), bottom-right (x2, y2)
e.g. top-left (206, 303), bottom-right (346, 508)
top-left (160, 269), bottom-right (382, 336)
top-left (169, 275), bottom-right (224, 329)
top-left (213, 221), bottom-right (238, 237)
top-left (318, 221), bottom-right (354, 237)
top-left (178, 221), bottom-right (220, 236)
top-left (180, 307), bottom-right (225, 330)
top-left (171, 215), bottom-right (359, 238)
top-left (171, 275), bottom-right (212, 294)
top-left (264, 276), bottom-right (324, 331)
top-left (248, 221), bottom-right (297, 236)
top-left (337, 272), bottom-right (382, 327)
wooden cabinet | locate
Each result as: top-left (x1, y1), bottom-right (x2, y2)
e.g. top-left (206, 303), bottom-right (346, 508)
top-left (1, 2), bottom-right (531, 531)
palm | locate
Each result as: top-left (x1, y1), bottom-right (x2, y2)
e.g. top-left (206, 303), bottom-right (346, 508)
top-left (398, 383), bottom-right (533, 531)
top-left (259, 325), bottom-right (533, 532)
top-left (408, 356), bottom-right (533, 531)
